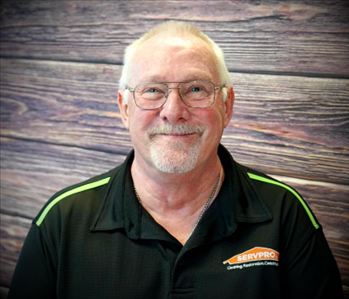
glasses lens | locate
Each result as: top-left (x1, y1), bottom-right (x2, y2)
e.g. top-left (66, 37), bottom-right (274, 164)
top-left (134, 83), bottom-right (167, 109)
top-left (180, 81), bottom-right (215, 107)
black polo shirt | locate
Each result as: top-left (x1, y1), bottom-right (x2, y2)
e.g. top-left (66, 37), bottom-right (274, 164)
top-left (8, 145), bottom-right (343, 299)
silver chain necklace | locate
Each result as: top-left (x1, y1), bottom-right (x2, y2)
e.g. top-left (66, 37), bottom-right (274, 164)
top-left (133, 172), bottom-right (221, 243)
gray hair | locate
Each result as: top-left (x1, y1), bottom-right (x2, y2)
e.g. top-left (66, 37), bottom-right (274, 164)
top-left (119, 21), bottom-right (231, 103)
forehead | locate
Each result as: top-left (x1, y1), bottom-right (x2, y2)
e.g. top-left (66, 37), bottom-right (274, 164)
top-left (130, 34), bottom-right (218, 83)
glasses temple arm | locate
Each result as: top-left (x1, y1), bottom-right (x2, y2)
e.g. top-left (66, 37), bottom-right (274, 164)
top-left (125, 86), bottom-right (135, 92)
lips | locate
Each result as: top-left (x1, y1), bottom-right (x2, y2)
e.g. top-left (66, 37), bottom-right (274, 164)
top-left (159, 132), bottom-right (195, 136)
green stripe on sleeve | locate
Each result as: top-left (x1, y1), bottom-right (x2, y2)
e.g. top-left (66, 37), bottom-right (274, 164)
top-left (247, 173), bottom-right (319, 230)
top-left (36, 177), bottom-right (111, 227)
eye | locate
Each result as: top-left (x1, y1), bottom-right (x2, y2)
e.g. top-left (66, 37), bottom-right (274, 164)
top-left (190, 87), bottom-right (202, 92)
top-left (142, 85), bottom-right (166, 94)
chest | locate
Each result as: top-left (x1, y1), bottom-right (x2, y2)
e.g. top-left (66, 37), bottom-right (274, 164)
top-left (55, 225), bottom-right (283, 299)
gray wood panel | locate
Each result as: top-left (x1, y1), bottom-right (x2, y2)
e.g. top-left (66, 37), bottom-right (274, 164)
top-left (1, 1), bottom-right (348, 76)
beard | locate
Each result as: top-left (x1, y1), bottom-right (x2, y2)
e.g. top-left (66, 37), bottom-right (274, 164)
top-left (147, 123), bottom-right (205, 173)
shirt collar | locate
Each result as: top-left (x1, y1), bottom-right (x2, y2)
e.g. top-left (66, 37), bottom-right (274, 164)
top-left (90, 145), bottom-right (272, 245)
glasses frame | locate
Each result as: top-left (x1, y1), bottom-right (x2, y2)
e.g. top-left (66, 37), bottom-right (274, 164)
top-left (125, 81), bottom-right (225, 110)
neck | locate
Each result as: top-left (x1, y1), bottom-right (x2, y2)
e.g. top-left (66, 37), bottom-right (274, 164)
top-left (131, 155), bottom-right (224, 244)
top-left (131, 155), bottom-right (223, 211)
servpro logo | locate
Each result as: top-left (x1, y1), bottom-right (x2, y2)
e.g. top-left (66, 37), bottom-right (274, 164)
top-left (223, 247), bottom-right (279, 270)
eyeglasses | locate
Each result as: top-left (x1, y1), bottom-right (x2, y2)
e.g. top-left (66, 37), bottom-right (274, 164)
top-left (125, 81), bottom-right (225, 110)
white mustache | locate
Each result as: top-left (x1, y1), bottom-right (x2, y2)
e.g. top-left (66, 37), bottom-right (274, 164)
top-left (147, 123), bottom-right (205, 136)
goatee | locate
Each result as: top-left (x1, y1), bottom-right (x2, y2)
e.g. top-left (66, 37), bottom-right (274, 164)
top-left (148, 123), bottom-right (204, 173)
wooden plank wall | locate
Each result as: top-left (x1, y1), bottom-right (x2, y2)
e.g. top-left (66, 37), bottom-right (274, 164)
top-left (1, 1), bottom-right (348, 297)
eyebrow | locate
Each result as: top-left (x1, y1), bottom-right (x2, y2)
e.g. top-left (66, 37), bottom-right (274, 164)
top-left (190, 73), bottom-right (213, 81)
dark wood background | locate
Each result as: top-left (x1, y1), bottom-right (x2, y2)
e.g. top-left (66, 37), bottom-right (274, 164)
top-left (1, 1), bottom-right (348, 298)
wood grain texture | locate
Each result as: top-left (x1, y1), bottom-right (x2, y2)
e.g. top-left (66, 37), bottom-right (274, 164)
top-left (1, 1), bottom-right (348, 76)
top-left (1, 58), bottom-right (348, 184)
top-left (224, 72), bottom-right (349, 184)
top-left (0, 136), bottom-right (127, 219)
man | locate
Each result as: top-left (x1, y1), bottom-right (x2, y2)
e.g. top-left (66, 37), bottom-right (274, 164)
top-left (8, 21), bottom-right (343, 298)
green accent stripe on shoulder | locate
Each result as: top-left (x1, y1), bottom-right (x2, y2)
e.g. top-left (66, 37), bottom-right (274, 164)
top-left (36, 177), bottom-right (111, 227)
top-left (247, 173), bottom-right (319, 230)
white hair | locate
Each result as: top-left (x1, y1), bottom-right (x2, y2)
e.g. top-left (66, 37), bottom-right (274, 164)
top-left (119, 21), bottom-right (231, 103)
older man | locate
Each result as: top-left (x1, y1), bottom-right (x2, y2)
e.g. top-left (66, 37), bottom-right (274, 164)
top-left (9, 21), bottom-right (343, 299)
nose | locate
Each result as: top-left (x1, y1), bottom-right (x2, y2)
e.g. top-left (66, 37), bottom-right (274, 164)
top-left (159, 87), bottom-right (190, 123)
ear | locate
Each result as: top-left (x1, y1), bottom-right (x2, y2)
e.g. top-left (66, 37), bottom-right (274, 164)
top-left (118, 90), bottom-right (130, 130)
top-left (223, 85), bottom-right (234, 128)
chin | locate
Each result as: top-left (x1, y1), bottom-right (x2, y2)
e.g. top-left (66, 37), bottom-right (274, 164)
top-left (150, 140), bottom-right (201, 173)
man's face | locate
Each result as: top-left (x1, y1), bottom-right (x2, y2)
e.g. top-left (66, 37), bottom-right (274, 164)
top-left (118, 34), bottom-right (234, 174)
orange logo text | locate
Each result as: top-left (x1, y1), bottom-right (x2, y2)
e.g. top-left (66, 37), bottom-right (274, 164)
top-left (223, 247), bottom-right (279, 265)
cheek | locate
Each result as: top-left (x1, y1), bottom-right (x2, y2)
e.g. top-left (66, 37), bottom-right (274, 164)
top-left (129, 110), bottom-right (158, 133)
top-left (202, 106), bottom-right (225, 126)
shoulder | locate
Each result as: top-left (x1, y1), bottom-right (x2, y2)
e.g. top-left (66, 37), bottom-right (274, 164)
top-left (236, 163), bottom-right (320, 231)
top-left (34, 166), bottom-right (121, 227)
